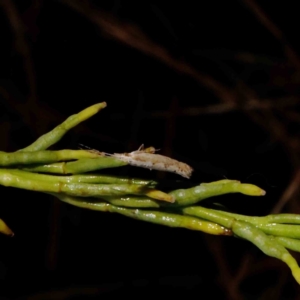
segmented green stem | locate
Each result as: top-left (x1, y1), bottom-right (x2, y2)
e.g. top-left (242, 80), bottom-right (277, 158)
top-left (232, 220), bottom-right (300, 284)
top-left (7, 169), bottom-right (156, 186)
top-left (183, 206), bottom-right (300, 239)
top-left (216, 210), bottom-right (300, 225)
top-left (270, 236), bottom-right (300, 253)
top-left (0, 169), bottom-right (170, 201)
top-left (182, 206), bottom-right (234, 228)
top-left (22, 157), bottom-right (127, 174)
top-left (0, 150), bottom-right (100, 166)
top-left (170, 180), bottom-right (265, 206)
top-left (52, 193), bottom-right (232, 236)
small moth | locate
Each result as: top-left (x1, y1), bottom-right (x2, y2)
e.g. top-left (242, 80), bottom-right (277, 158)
top-left (106, 145), bottom-right (193, 179)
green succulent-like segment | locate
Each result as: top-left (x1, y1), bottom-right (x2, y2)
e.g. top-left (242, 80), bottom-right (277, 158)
top-left (1, 102), bottom-right (300, 284)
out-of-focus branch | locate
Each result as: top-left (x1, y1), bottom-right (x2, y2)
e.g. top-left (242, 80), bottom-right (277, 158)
top-left (203, 236), bottom-right (243, 300)
top-left (150, 97), bottom-right (300, 117)
top-left (271, 169), bottom-right (300, 214)
top-left (283, 110), bottom-right (300, 123)
top-left (62, 0), bottom-right (300, 155)
top-left (62, 0), bottom-right (236, 104)
top-left (0, 0), bottom-right (38, 107)
top-left (242, 0), bottom-right (300, 70)
top-left (192, 49), bottom-right (280, 66)
top-left (107, 97), bottom-right (299, 121)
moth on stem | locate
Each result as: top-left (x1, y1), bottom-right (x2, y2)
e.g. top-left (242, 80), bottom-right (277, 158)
top-left (104, 144), bottom-right (193, 179)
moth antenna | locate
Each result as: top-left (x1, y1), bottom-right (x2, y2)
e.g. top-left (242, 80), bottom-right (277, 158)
top-left (103, 152), bottom-right (114, 157)
top-left (137, 144), bottom-right (144, 151)
top-left (78, 143), bottom-right (92, 150)
top-left (78, 143), bottom-right (104, 155)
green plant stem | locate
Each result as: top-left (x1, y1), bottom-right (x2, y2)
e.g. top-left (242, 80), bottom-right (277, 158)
top-left (52, 193), bottom-right (232, 236)
top-left (57, 178), bottom-right (268, 209)
top-left (271, 236), bottom-right (300, 252)
top-left (183, 206), bottom-right (300, 239)
top-left (0, 150), bottom-right (100, 166)
top-left (2, 99), bottom-right (300, 285)
top-left (6, 168), bottom-right (156, 186)
top-left (0, 169), bottom-right (170, 201)
top-left (170, 180), bottom-right (265, 206)
top-left (232, 220), bottom-right (300, 284)
top-left (217, 210), bottom-right (300, 225)
top-left (22, 157), bottom-right (128, 174)
top-left (183, 206), bottom-right (234, 228)
top-left (19, 102), bottom-right (107, 152)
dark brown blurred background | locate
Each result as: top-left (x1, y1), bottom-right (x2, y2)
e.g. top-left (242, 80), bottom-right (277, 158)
top-left (1, 0), bottom-right (300, 299)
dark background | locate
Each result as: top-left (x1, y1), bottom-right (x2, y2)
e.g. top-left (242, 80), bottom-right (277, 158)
top-left (1, 0), bottom-right (300, 299)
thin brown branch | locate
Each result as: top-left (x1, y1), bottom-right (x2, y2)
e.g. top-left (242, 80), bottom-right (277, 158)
top-left (44, 198), bottom-right (63, 271)
top-left (62, 0), bottom-right (300, 154)
top-left (251, 110), bottom-right (300, 155)
top-left (62, 0), bottom-right (237, 104)
top-left (242, 0), bottom-right (300, 69)
top-left (0, 0), bottom-right (38, 106)
top-left (230, 254), bottom-right (254, 295)
top-left (203, 236), bottom-right (243, 300)
top-left (282, 110), bottom-right (300, 123)
top-left (234, 80), bottom-right (300, 155)
top-left (271, 168), bottom-right (300, 214)
top-left (150, 96), bottom-right (300, 118)
top-left (259, 269), bottom-right (288, 300)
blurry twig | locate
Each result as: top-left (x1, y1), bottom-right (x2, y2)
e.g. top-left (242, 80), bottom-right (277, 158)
top-left (250, 110), bottom-right (300, 155)
top-left (150, 96), bottom-right (300, 117)
top-left (159, 96), bottom-right (179, 180)
top-left (259, 269), bottom-right (288, 300)
top-left (242, 0), bottom-right (300, 69)
top-left (192, 49), bottom-right (281, 66)
top-left (271, 169), bottom-right (300, 214)
top-left (204, 236), bottom-right (243, 300)
top-left (62, 0), bottom-right (300, 154)
top-left (0, 0), bottom-right (38, 108)
top-left (282, 110), bottom-right (300, 123)
top-left (230, 254), bottom-right (254, 296)
top-left (20, 283), bottom-right (124, 300)
top-left (62, 0), bottom-right (236, 104)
